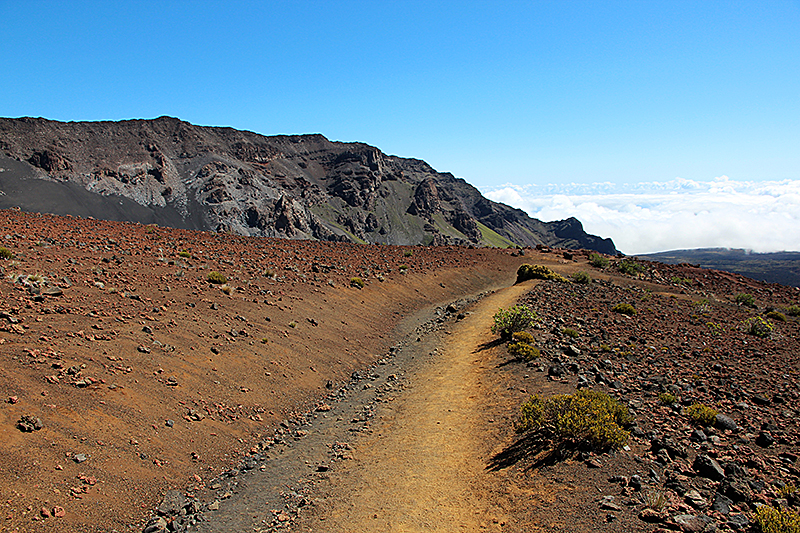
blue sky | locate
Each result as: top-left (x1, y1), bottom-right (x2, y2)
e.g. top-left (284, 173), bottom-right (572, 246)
top-left (2, 1), bottom-right (799, 252)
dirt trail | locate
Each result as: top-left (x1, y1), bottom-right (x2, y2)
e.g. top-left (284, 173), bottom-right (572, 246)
top-left (292, 280), bottom-right (535, 532)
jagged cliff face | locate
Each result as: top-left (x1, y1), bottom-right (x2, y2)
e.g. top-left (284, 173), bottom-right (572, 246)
top-left (0, 116), bottom-right (616, 253)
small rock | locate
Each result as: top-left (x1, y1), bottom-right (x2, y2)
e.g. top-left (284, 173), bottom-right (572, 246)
top-left (715, 414), bottom-right (738, 432)
top-left (684, 489), bottom-right (707, 509)
top-left (693, 454), bottom-right (725, 481)
top-left (17, 415), bottom-right (43, 432)
top-left (712, 493), bottom-right (733, 514)
top-left (639, 508), bottom-right (668, 523)
top-left (672, 514), bottom-right (710, 533)
top-left (727, 513), bottom-right (749, 530)
top-left (73, 453), bottom-right (88, 463)
top-left (142, 516), bottom-right (168, 533)
top-left (755, 431), bottom-right (774, 448)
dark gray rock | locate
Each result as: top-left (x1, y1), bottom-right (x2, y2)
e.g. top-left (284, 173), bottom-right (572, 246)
top-left (157, 489), bottom-right (186, 517)
top-left (715, 414), bottom-right (738, 431)
top-left (693, 454), bottom-right (725, 481)
top-left (711, 493), bottom-right (733, 514)
top-left (755, 431), bottom-right (774, 447)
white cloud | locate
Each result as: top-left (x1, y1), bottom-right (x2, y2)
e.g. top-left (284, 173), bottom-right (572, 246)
top-left (481, 177), bottom-right (800, 254)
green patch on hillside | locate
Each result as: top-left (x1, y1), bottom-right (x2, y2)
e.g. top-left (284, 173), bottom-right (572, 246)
top-left (477, 221), bottom-right (518, 248)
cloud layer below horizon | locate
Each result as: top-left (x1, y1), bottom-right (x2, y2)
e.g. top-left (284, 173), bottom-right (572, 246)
top-left (481, 177), bottom-right (800, 255)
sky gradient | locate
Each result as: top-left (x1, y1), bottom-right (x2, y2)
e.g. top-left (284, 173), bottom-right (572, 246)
top-left (1, 1), bottom-right (798, 252)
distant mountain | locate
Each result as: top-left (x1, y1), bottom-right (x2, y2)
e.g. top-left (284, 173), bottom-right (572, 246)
top-left (0, 116), bottom-right (616, 253)
top-left (637, 248), bottom-right (800, 288)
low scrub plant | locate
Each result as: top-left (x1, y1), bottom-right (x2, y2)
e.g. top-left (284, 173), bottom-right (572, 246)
top-left (766, 310), bottom-right (786, 322)
top-left (588, 253), bottom-right (609, 269)
top-left (742, 316), bottom-right (773, 338)
top-left (517, 389), bottom-right (632, 451)
top-left (612, 303), bottom-right (637, 316)
top-left (492, 305), bottom-right (537, 340)
top-left (658, 392), bottom-right (677, 405)
top-left (562, 327), bottom-right (579, 338)
top-left (207, 271), bottom-right (227, 284)
top-left (571, 271), bottom-right (592, 284)
top-left (786, 305), bottom-right (800, 317)
top-left (686, 403), bottom-right (718, 426)
top-left (0, 246), bottom-right (13, 260)
top-left (403, 250), bottom-right (413, 257)
top-left (178, 250), bottom-right (191, 258)
top-left (642, 490), bottom-right (667, 512)
top-left (515, 264), bottom-right (568, 284)
top-left (735, 292), bottom-right (757, 308)
top-left (617, 257), bottom-right (644, 276)
top-left (754, 505), bottom-right (800, 533)
top-left (706, 321), bottom-right (725, 336)
top-left (508, 341), bottom-right (540, 361)
top-left (350, 277), bottom-right (365, 289)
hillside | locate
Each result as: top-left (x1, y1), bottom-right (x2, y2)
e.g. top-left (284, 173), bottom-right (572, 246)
top-left (0, 210), bottom-right (798, 533)
top-left (0, 116), bottom-right (616, 253)
top-left (638, 248), bottom-right (800, 288)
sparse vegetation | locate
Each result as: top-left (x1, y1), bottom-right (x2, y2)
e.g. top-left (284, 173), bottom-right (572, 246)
top-left (600, 343), bottom-right (611, 352)
top-left (571, 271), bottom-right (592, 284)
top-left (511, 331), bottom-right (534, 344)
top-left (207, 271), bottom-right (227, 284)
top-left (517, 389), bottom-right (632, 451)
top-left (398, 264), bottom-right (408, 272)
top-left (350, 277), bottom-right (365, 289)
top-left (508, 341), bottom-right (540, 361)
top-left (706, 321), bottom-right (725, 336)
top-left (735, 292), bottom-right (757, 308)
top-left (686, 403), bottom-right (718, 426)
top-left (178, 250), bottom-right (191, 258)
top-left (642, 490), bottom-right (667, 512)
top-left (658, 392), bottom-right (677, 405)
top-left (492, 305), bottom-right (537, 340)
top-left (264, 267), bottom-right (276, 279)
top-left (403, 250), bottom-right (413, 257)
top-left (0, 246), bottom-right (13, 260)
top-left (766, 310), bottom-right (786, 322)
top-left (617, 257), bottom-right (644, 276)
top-left (742, 316), bottom-right (773, 338)
top-left (589, 253), bottom-right (609, 269)
top-left (562, 327), bottom-right (579, 338)
top-left (515, 264), bottom-right (568, 284)
top-left (612, 303), bottom-right (637, 316)
top-left (786, 305), bottom-right (800, 317)
top-left (754, 505), bottom-right (800, 533)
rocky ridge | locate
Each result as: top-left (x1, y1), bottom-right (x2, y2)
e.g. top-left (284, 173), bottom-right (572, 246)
top-left (0, 116), bottom-right (616, 253)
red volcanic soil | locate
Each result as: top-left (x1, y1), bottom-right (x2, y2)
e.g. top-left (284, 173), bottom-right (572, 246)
top-left (1, 208), bottom-right (799, 533)
top-left (0, 209), bottom-right (526, 532)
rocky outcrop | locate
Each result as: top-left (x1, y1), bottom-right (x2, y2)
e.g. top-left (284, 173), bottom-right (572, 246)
top-left (0, 116), bottom-right (617, 253)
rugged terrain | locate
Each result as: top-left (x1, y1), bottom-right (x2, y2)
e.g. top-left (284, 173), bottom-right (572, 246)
top-left (1, 209), bottom-right (798, 533)
top-left (638, 249), bottom-right (800, 288)
top-left (0, 116), bottom-right (615, 253)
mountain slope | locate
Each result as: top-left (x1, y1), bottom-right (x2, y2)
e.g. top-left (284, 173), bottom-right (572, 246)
top-left (0, 116), bottom-right (616, 253)
top-left (637, 248), bottom-right (800, 287)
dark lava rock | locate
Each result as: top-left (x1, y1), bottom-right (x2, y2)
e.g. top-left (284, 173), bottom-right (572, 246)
top-left (693, 454), bottom-right (725, 481)
top-left (727, 513), bottom-right (749, 531)
top-left (17, 415), bottom-right (43, 432)
top-left (157, 489), bottom-right (186, 517)
top-left (755, 431), bottom-right (775, 448)
top-left (548, 364), bottom-right (565, 378)
top-left (711, 493), bottom-right (733, 514)
top-left (715, 414), bottom-right (738, 432)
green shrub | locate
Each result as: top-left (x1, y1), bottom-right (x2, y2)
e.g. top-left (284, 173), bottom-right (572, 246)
top-left (786, 305), bottom-right (800, 317)
top-left (178, 250), bottom-right (191, 258)
top-left (0, 246), bottom-right (13, 260)
top-left (517, 389), bottom-right (632, 451)
top-left (735, 293), bottom-right (756, 308)
top-left (207, 271), bottom-right (227, 284)
top-left (571, 271), bottom-right (592, 284)
top-left (562, 327), bottom-right (579, 338)
top-left (706, 321), bottom-right (725, 336)
top-left (742, 316), bottom-right (773, 338)
top-left (492, 305), bottom-right (537, 340)
top-left (600, 343), bottom-right (611, 352)
top-left (658, 392), bottom-right (677, 405)
top-left (515, 264), bottom-right (568, 284)
top-left (588, 253), bottom-right (609, 269)
top-left (508, 341), bottom-right (540, 361)
top-left (398, 264), bottom-right (408, 272)
top-left (511, 331), bottom-right (535, 344)
top-left (766, 310), bottom-right (786, 322)
top-left (403, 250), bottom-right (413, 257)
top-left (686, 403), bottom-right (718, 426)
top-left (754, 505), bottom-right (800, 533)
top-left (617, 257), bottom-right (644, 276)
top-left (350, 277), bottom-right (365, 289)
top-left (612, 303), bottom-right (637, 316)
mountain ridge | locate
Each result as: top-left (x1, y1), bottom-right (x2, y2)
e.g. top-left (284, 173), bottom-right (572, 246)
top-left (0, 116), bottom-right (616, 253)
